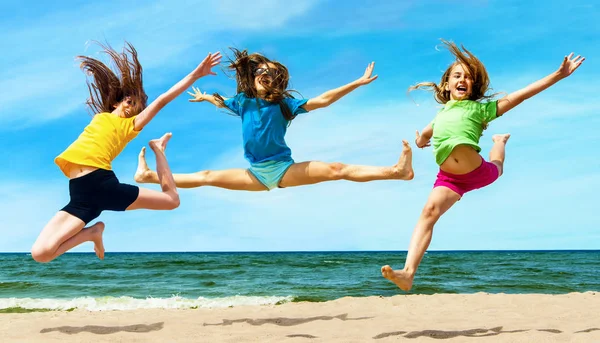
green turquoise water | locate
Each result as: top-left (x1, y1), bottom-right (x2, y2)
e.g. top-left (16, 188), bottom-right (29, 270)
top-left (0, 251), bottom-right (597, 311)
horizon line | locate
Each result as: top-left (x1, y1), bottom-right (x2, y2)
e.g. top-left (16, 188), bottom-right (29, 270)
top-left (1, 249), bottom-right (598, 254)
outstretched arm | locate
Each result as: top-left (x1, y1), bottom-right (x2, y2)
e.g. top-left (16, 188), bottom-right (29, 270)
top-left (302, 62), bottom-right (378, 112)
top-left (497, 53), bottom-right (585, 117)
top-left (187, 86), bottom-right (225, 108)
top-left (133, 52), bottom-right (222, 131)
top-left (415, 123), bottom-right (433, 149)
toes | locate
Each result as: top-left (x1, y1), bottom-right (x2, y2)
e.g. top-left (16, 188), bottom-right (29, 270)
top-left (163, 133), bottom-right (173, 145)
top-left (94, 245), bottom-right (105, 260)
top-left (161, 132), bottom-right (173, 141)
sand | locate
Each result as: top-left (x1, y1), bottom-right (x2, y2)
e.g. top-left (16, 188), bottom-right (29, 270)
top-left (1, 292), bottom-right (598, 342)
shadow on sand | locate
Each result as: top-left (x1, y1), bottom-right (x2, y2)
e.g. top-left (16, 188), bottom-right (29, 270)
top-left (40, 322), bottom-right (164, 335)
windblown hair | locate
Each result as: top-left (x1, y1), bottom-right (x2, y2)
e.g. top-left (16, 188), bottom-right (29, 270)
top-left (214, 48), bottom-right (300, 121)
top-left (409, 40), bottom-right (497, 104)
top-left (77, 41), bottom-right (148, 117)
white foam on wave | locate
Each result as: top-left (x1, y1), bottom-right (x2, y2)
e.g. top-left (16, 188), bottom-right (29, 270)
top-left (0, 295), bottom-right (294, 312)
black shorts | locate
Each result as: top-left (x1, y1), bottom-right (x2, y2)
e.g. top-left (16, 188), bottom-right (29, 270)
top-left (61, 169), bottom-right (139, 224)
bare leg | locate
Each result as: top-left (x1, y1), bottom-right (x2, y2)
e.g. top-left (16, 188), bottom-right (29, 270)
top-left (128, 133), bottom-right (182, 210)
top-left (381, 186), bottom-right (460, 291)
top-left (31, 133), bottom-right (181, 263)
top-left (31, 212), bottom-right (105, 263)
top-left (134, 146), bottom-right (266, 191)
top-left (490, 133), bottom-right (510, 176)
top-left (279, 140), bottom-right (413, 188)
top-left (53, 222), bottom-right (105, 260)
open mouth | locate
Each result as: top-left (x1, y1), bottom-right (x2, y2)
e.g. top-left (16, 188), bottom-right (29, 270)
top-left (456, 86), bottom-right (467, 93)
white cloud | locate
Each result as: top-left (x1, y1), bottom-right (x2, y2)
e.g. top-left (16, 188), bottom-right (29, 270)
top-left (1, 0), bottom-right (322, 127)
top-left (2, 1), bottom-right (598, 253)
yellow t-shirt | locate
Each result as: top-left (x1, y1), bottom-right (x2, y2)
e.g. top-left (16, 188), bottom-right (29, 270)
top-left (55, 113), bottom-right (140, 177)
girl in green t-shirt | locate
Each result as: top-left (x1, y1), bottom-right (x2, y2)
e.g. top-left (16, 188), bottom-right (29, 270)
top-left (382, 40), bottom-right (585, 291)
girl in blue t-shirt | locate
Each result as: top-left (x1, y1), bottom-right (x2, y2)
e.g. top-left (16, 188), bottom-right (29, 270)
top-left (381, 40), bottom-right (585, 292)
top-left (134, 48), bottom-right (414, 191)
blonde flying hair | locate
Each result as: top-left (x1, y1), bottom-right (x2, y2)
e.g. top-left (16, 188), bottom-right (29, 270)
top-left (409, 39), bottom-right (498, 104)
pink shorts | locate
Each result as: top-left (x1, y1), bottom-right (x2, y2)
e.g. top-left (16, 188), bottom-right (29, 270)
top-left (433, 158), bottom-right (500, 197)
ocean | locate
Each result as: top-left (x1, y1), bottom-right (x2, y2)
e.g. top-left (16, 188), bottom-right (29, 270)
top-left (0, 251), bottom-right (598, 312)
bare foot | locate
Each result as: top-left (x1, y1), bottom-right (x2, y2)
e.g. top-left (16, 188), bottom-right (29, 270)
top-left (392, 140), bottom-right (414, 180)
top-left (492, 133), bottom-right (511, 144)
top-left (381, 265), bottom-right (414, 291)
top-left (88, 222), bottom-right (106, 260)
top-left (149, 132), bottom-right (173, 154)
top-left (133, 147), bottom-right (154, 183)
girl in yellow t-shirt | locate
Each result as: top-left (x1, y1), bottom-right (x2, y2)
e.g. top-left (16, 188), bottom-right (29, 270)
top-left (381, 40), bottom-right (584, 292)
top-left (31, 41), bottom-right (222, 263)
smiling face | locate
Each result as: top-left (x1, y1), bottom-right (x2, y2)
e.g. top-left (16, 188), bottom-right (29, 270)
top-left (408, 41), bottom-right (492, 104)
top-left (113, 96), bottom-right (137, 117)
top-left (253, 62), bottom-right (280, 94)
top-left (445, 63), bottom-right (473, 101)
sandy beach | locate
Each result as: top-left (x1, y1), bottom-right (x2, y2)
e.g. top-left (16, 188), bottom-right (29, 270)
top-left (0, 292), bottom-right (598, 342)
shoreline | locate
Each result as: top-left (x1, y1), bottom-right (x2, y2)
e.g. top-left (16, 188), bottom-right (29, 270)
top-left (1, 292), bottom-right (598, 342)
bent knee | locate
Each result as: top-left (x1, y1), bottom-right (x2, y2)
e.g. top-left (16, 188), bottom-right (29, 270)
top-left (30, 245), bottom-right (53, 263)
top-left (172, 197), bottom-right (181, 209)
top-left (166, 194), bottom-right (180, 210)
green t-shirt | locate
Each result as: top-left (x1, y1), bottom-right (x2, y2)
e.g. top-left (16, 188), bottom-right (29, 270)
top-left (431, 100), bottom-right (498, 165)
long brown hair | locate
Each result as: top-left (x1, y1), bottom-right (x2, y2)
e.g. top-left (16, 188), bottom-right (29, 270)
top-left (409, 40), bottom-right (497, 104)
top-left (214, 48), bottom-right (300, 121)
top-left (77, 41), bottom-right (148, 117)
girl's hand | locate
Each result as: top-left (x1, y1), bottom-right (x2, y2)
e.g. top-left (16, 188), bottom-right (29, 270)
top-left (557, 52), bottom-right (585, 79)
top-left (187, 86), bottom-right (207, 102)
top-left (192, 52), bottom-right (222, 79)
top-left (415, 130), bottom-right (431, 149)
top-left (355, 62), bottom-right (378, 86)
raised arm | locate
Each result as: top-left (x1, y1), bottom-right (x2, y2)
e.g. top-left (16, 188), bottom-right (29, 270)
top-left (187, 86), bottom-right (225, 108)
top-left (496, 53), bottom-right (585, 117)
top-left (415, 123), bottom-right (433, 149)
top-left (133, 52), bottom-right (222, 131)
top-left (302, 62), bottom-right (378, 112)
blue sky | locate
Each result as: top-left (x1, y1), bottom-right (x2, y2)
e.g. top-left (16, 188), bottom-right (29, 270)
top-left (1, 0), bottom-right (598, 253)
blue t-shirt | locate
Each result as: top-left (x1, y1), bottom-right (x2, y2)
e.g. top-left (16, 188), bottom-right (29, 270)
top-left (223, 92), bottom-right (309, 164)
